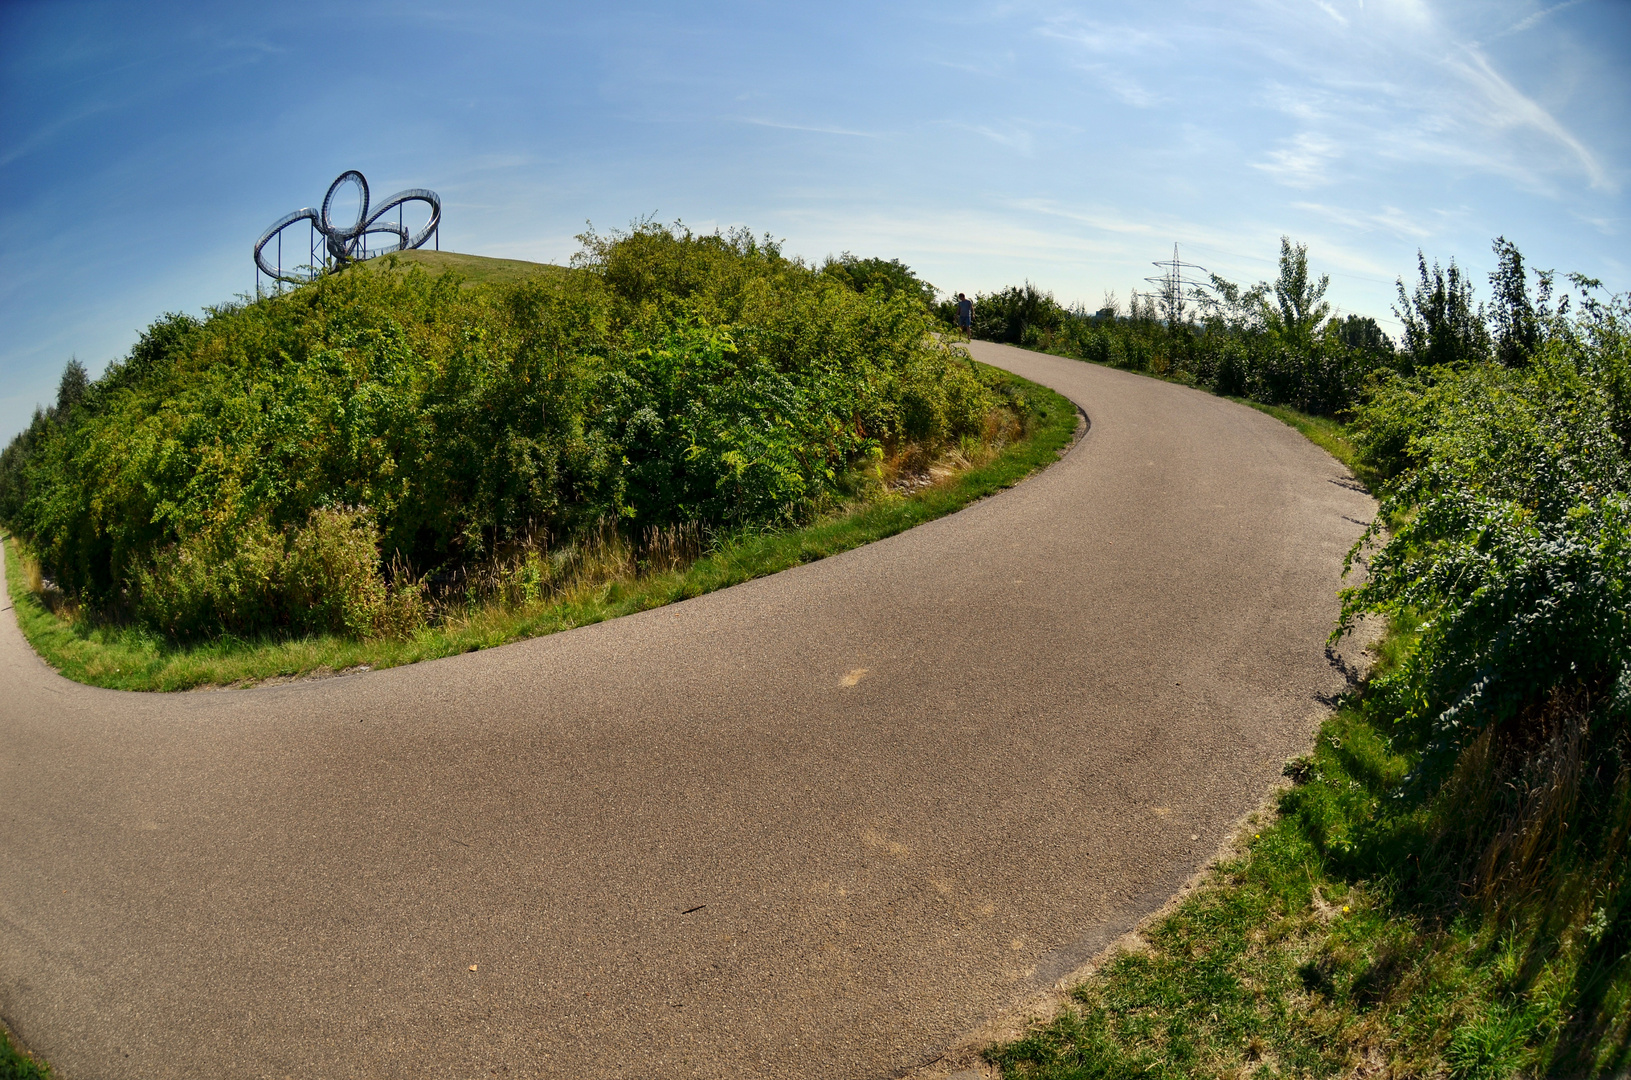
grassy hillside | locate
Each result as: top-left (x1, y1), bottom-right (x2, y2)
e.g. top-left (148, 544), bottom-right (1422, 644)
top-left (364, 248), bottom-right (576, 286)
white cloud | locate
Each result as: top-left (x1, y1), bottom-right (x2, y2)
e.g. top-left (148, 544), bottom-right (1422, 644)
top-left (1074, 64), bottom-right (1162, 107)
top-left (962, 125), bottom-right (1035, 154)
top-left (733, 118), bottom-right (881, 139)
top-left (1292, 201), bottom-right (1438, 239)
top-left (1447, 46), bottom-right (1612, 191)
top-left (1505, 0), bottom-right (1589, 35)
top-left (1253, 132), bottom-right (1341, 188)
top-left (1035, 15), bottom-right (1171, 55)
top-left (1314, 1), bottom-right (1350, 27)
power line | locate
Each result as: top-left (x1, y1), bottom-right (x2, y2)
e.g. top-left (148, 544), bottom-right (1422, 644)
top-left (1142, 243), bottom-right (1214, 324)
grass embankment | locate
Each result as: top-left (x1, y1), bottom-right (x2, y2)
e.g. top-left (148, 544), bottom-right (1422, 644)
top-left (3, 373), bottom-right (1077, 692)
top-left (3, 227), bottom-right (1041, 686)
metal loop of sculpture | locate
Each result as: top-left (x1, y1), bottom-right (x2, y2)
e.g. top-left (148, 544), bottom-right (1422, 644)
top-left (254, 170), bottom-right (441, 286)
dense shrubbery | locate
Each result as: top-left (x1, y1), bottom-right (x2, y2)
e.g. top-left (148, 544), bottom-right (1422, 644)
top-left (0, 224), bottom-right (998, 641)
top-left (1331, 269), bottom-right (1631, 1070)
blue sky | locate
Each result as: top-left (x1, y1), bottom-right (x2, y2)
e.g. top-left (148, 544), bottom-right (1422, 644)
top-left (2, 0), bottom-right (1627, 444)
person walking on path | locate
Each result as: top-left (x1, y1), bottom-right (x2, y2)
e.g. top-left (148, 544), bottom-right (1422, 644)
top-left (955, 293), bottom-right (974, 339)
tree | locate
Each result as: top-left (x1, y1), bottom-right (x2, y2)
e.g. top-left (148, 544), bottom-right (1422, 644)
top-left (1261, 237), bottom-right (1330, 344)
top-left (972, 282), bottom-right (1065, 343)
top-left (1488, 236), bottom-right (1541, 368)
top-left (0, 359), bottom-right (89, 529)
top-left (820, 254), bottom-right (936, 307)
top-left (0, 408), bottom-right (51, 529)
top-left (1326, 314), bottom-right (1393, 356)
top-left (56, 358), bottom-right (88, 418)
top-left (1206, 273), bottom-right (1267, 333)
top-left (1394, 252), bottom-right (1490, 373)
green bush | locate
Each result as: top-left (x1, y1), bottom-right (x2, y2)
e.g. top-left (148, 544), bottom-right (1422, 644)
top-left (1343, 289), bottom-right (1631, 770)
top-left (820, 253), bottom-right (937, 306)
top-left (1327, 281), bottom-right (1631, 1073)
top-left (2, 223), bottom-right (995, 642)
top-left (972, 282), bottom-right (1067, 344)
top-left (133, 507), bottom-right (394, 640)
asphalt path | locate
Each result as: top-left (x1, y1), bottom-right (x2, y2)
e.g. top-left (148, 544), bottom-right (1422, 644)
top-left (0, 342), bottom-right (1374, 1079)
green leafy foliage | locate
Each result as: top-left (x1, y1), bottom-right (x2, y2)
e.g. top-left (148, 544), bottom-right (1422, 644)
top-left (965, 239), bottom-right (1395, 418)
top-left (820, 252), bottom-right (937, 306)
top-left (969, 282), bottom-right (1067, 345)
top-left (1263, 237), bottom-right (1331, 346)
top-left (1394, 252), bottom-right (1492, 373)
top-left (2, 369), bottom-right (1073, 691)
top-left (2, 223), bottom-right (995, 642)
top-left (1345, 286), bottom-right (1631, 772)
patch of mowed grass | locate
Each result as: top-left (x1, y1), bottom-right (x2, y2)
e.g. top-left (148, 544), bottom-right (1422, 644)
top-left (985, 616), bottom-right (1609, 1080)
top-left (3, 373), bottom-right (1077, 692)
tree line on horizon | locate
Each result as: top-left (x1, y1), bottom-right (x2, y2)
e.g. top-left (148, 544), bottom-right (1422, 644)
top-left (949, 235), bottom-right (1554, 419)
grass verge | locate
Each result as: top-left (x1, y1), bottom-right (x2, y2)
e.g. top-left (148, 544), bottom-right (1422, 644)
top-left (979, 368), bottom-right (1629, 1076)
top-left (0, 1026), bottom-right (51, 1080)
top-left (984, 611), bottom-right (1625, 1078)
top-left (3, 372), bottom-right (1077, 693)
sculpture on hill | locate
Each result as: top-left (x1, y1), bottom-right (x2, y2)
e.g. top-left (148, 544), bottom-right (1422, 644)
top-left (254, 170), bottom-right (440, 290)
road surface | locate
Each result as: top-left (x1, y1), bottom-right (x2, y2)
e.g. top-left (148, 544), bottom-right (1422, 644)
top-left (0, 342), bottom-right (1373, 1078)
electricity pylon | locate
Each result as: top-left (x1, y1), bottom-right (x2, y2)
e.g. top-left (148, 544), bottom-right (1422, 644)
top-left (1143, 244), bottom-right (1213, 325)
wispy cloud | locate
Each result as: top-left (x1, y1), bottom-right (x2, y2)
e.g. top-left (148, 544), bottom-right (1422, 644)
top-left (1314, 1), bottom-right (1350, 27)
top-left (961, 124), bottom-right (1035, 154)
top-left (1035, 15), bottom-right (1170, 54)
top-left (1074, 63), bottom-right (1162, 107)
top-left (1253, 132), bottom-right (1340, 188)
top-left (1504, 0), bottom-right (1590, 36)
top-left (733, 118), bottom-right (881, 138)
top-left (1292, 201), bottom-right (1438, 239)
top-left (0, 101), bottom-right (113, 169)
top-left (1448, 46), bottom-right (1611, 191)
top-left (1569, 210), bottom-right (1620, 236)
top-left (1005, 199), bottom-right (1160, 235)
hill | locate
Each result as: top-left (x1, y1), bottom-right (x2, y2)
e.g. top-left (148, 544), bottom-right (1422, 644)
top-left (363, 248), bottom-right (576, 286)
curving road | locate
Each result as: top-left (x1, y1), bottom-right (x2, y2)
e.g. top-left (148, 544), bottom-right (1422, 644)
top-left (0, 343), bottom-right (1373, 1079)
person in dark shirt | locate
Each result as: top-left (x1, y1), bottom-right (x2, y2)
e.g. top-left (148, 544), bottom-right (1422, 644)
top-left (955, 293), bottom-right (973, 338)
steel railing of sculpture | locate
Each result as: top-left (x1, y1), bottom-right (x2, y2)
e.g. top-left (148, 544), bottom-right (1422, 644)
top-left (254, 170), bottom-right (440, 288)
